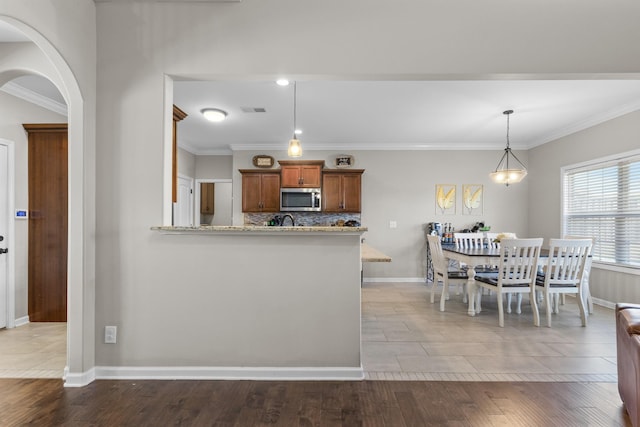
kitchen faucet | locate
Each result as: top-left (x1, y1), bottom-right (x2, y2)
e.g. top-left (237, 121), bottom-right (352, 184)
top-left (280, 214), bottom-right (295, 226)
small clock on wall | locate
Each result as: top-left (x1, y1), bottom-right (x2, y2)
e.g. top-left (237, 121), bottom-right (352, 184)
top-left (252, 155), bottom-right (275, 168)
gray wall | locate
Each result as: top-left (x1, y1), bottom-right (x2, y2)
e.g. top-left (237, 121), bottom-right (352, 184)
top-left (177, 147), bottom-right (195, 178)
top-left (5, 0), bottom-right (640, 378)
top-left (528, 110), bottom-right (640, 304)
top-left (233, 149), bottom-right (529, 279)
top-left (195, 155), bottom-right (232, 180)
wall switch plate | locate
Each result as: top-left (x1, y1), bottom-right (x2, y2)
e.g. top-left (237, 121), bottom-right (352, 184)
top-left (389, 221), bottom-right (397, 229)
top-left (104, 326), bottom-right (117, 344)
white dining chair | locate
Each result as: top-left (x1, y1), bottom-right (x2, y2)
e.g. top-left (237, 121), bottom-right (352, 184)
top-left (563, 235), bottom-right (596, 314)
top-left (484, 232), bottom-right (523, 314)
top-left (452, 232), bottom-right (484, 299)
top-left (533, 238), bottom-right (592, 327)
top-left (427, 235), bottom-right (469, 312)
top-left (475, 238), bottom-right (543, 327)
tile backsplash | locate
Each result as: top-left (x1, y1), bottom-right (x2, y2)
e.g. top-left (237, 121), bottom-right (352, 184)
top-left (245, 212), bottom-right (361, 227)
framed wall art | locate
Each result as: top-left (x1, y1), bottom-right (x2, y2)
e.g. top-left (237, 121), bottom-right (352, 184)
top-left (435, 184), bottom-right (456, 215)
top-left (462, 184), bottom-right (483, 215)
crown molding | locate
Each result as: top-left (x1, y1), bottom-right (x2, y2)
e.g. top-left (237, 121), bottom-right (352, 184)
top-left (1, 81), bottom-right (67, 116)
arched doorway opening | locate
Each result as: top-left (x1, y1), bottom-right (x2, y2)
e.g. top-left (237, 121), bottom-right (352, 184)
top-left (0, 16), bottom-right (93, 386)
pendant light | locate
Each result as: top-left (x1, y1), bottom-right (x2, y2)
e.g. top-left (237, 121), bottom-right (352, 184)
top-left (287, 81), bottom-right (302, 157)
top-left (489, 110), bottom-right (527, 186)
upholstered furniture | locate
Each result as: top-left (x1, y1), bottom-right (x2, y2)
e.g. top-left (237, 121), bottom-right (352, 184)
top-left (617, 303), bottom-right (640, 427)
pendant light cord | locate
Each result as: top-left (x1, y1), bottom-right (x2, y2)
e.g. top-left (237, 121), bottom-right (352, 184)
top-left (293, 81), bottom-right (297, 138)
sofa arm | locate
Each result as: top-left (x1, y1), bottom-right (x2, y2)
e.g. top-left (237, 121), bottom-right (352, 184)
top-left (616, 303), bottom-right (640, 427)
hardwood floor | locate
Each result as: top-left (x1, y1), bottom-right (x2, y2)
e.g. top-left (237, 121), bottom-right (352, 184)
top-left (0, 378), bottom-right (631, 426)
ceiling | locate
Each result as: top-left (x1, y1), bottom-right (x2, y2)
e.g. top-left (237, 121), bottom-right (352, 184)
top-left (3, 21), bottom-right (640, 155)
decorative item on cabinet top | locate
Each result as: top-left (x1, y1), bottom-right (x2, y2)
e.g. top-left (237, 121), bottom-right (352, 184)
top-left (252, 155), bottom-right (275, 168)
top-left (335, 154), bottom-right (354, 168)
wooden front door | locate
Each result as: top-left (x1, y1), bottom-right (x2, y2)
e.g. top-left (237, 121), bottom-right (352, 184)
top-left (24, 124), bottom-right (68, 322)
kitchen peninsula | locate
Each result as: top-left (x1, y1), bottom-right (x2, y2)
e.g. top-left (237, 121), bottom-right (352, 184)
top-left (150, 225), bottom-right (366, 380)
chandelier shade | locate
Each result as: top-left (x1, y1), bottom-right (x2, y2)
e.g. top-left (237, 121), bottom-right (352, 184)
top-left (489, 110), bottom-right (527, 186)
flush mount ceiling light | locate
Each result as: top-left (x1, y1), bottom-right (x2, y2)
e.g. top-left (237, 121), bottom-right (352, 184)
top-left (489, 110), bottom-right (527, 186)
top-left (201, 108), bottom-right (227, 122)
top-left (276, 78), bottom-right (290, 86)
top-left (288, 81), bottom-right (302, 157)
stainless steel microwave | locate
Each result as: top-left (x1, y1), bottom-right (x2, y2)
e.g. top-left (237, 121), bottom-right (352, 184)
top-left (280, 188), bottom-right (321, 211)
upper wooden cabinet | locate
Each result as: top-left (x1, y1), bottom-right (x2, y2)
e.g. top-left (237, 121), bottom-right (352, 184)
top-left (200, 183), bottom-right (215, 215)
top-left (322, 169), bottom-right (364, 213)
top-left (278, 160), bottom-right (324, 188)
top-left (240, 170), bottom-right (281, 212)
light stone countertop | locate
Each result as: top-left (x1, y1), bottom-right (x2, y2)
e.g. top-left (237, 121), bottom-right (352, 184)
top-left (151, 225), bottom-right (368, 234)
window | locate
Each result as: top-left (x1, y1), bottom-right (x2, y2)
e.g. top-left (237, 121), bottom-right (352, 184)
top-left (562, 151), bottom-right (640, 270)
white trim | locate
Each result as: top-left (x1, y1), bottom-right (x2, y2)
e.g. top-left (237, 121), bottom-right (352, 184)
top-left (64, 367), bottom-right (96, 388)
top-left (94, 366), bottom-right (364, 381)
top-left (194, 178), bottom-right (233, 226)
top-left (0, 81), bottom-right (68, 116)
top-left (0, 139), bottom-right (15, 329)
top-left (560, 148), bottom-right (640, 173)
top-left (363, 277), bottom-right (426, 283)
top-left (176, 173), bottom-right (195, 227)
top-left (591, 297), bottom-right (616, 310)
top-left (14, 315), bottom-right (29, 327)
top-left (592, 262), bottom-right (640, 276)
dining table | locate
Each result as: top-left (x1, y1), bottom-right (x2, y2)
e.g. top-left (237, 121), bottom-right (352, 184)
top-left (442, 244), bottom-right (593, 317)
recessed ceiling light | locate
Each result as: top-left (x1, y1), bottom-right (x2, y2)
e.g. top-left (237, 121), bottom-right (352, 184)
top-left (201, 108), bottom-right (227, 122)
top-left (276, 79), bottom-right (290, 86)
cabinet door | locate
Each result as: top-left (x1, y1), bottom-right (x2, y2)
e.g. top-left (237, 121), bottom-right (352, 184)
top-left (280, 166), bottom-right (301, 187)
top-left (200, 183), bottom-right (215, 214)
top-left (322, 174), bottom-right (342, 212)
top-left (242, 174), bottom-right (262, 212)
top-left (341, 174), bottom-right (361, 212)
top-left (260, 173), bottom-right (281, 212)
top-left (299, 165), bottom-right (321, 187)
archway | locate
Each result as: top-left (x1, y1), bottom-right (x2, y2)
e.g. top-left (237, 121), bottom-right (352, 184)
top-left (0, 16), bottom-right (93, 386)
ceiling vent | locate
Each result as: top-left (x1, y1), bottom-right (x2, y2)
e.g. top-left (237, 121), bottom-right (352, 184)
top-left (241, 107), bottom-right (266, 113)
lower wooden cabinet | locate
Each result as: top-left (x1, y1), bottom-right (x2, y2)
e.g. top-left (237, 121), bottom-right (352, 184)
top-left (240, 170), bottom-right (281, 212)
top-left (322, 169), bottom-right (364, 213)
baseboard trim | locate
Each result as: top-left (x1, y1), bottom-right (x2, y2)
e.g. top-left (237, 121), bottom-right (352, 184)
top-left (94, 366), bottom-right (365, 381)
top-left (64, 368), bottom-right (96, 388)
top-left (14, 316), bottom-right (29, 327)
top-left (591, 297), bottom-right (615, 310)
top-left (364, 277), bottom-right (426, 283)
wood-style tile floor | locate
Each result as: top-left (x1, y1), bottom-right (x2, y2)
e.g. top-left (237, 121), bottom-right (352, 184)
top-left (0, 322), bottom-right (66, 378)
top-left (0, 282), bottom-right (617, 383)
top-left (362, 282), bottom-right (618, 382)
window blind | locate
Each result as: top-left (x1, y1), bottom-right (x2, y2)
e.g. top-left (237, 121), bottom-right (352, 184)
top-left (563, 153), bottom-right (640, 269)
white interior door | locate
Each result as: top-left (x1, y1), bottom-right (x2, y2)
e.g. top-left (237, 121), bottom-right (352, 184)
top-left (0, 144), bottom-right (8, 328)
top-left (175, 175), bottom-right (194, 227)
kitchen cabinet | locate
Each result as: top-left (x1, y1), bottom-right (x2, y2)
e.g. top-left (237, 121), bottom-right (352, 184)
top-left (278, 160), bottom-right (324, 188)
top-left (200, 183), bottom-right (215, 214)
top-left (322, 169), bottom-right (364, 213)
top-left (240, 170), bottom-right (281, 212)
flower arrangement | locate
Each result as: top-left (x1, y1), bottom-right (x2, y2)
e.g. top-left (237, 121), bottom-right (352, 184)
top-left (494, 232), bottom-right (517, 243)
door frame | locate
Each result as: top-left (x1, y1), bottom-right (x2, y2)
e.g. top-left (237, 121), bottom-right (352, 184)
top-left (194, 178), bottom-right (233, 226)
top-left (0, 138), bottom-right (16, 329)
top-left (175, 173), bottom-right (194, 226)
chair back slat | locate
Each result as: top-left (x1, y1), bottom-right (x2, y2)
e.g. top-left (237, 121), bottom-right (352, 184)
top-left (454, 232), bottom-right (485, 249)
top-left (497, 238), bottom-right (543, 287)
top-left (427, 235), bottom-right (447, 275)
top-left (544, 238), bottom-right (592, 286)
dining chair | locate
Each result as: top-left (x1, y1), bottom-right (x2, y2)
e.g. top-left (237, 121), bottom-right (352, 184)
top-left (533, 238), bottom-right (592, 327)
top-left (452, 232), bottom-right (485, 298)
top-left (483, 232), bottom-right (523, 313)
top-left (563, 235), bottom-right (596, 314)
top-left (475, 238), bottom-right (543, 327)
top-left (427, 235), bottom-right (469, 311)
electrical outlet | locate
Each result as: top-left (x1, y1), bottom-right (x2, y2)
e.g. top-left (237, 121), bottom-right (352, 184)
top-left (389, 221), bottom-right (397, 229)
top-left (104, 326), bottom-right (117, 344)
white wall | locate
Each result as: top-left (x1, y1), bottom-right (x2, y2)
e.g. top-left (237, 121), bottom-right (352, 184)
top-left (0, 90), bottom-right (66, 320)
top-left (528, 110), bottom-right (640, 304)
